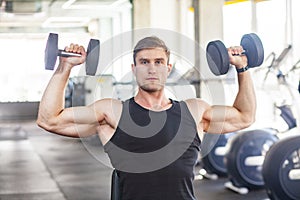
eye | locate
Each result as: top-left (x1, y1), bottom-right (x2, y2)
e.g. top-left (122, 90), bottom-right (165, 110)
top-left (141, 60), bottom-right (148, 65)
top-left (155, 60), bottom-right (164, 66)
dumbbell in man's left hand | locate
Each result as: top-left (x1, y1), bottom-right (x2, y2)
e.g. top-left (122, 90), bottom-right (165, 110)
top-left (228, 46), bottom-right (248, 71)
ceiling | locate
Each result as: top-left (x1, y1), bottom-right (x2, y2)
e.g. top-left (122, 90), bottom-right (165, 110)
top-left (0, 0), bottom-right (132, 33)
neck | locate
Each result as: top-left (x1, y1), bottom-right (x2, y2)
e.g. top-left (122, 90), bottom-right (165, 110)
top-left (134, 89), bottom-right (171, 111)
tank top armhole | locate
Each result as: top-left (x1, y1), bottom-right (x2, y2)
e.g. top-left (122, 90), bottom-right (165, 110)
top-left (179, 101), bottom-right (202, 145)
top-left (103, 99), bottom-right (126, 151)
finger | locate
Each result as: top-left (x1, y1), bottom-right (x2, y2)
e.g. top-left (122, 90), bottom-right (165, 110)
top-left (70, 43), bottom-right (75, 52)
top-left (64, 45), bottom-right (70, 52)
top-left (65, 43), bottom-right (75, 52)
top-left (228, 46), bottom-right (236, 55)
top-left (78, 46), bottom-right (86, 55)
top-left (236, 46), bottom-right (244, 54)
top-left (72, 44), bottom-right (80, 53)
top-left (64, 43), bottom-right (86, 59)
top-left (229, 46), bottom-right (243, 55)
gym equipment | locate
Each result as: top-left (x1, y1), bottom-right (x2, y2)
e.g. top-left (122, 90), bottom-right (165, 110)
top-left (262, 135), bottom-right (300, 200)
top-left (276, 104), bottom-right (297, 130)
top-left (224, 106), bottom-right (297, 194)
top-left (111, 169), bottom-right (121, 200)
top-left (200, 132), bottom-right (236, 178)
top-left (260, 45), bottom-right (292, 83)
top-left (64, 80), bottom-right (74, 108)
top-left (206, 33), bottom-right (264, 76)
top-left (44, 33), bottom-right (100, 76)
top-left (287, 59), bottom-right (300, 94)
top-left (224, 129), bottom-right (279, 192)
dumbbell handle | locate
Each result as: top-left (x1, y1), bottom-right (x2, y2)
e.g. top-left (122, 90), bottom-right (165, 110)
top-left (58, 49), bottom-right (81, 57)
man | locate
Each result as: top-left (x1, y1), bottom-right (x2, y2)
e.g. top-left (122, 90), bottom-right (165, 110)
top-left (37, 36), bottom-right (256, 200)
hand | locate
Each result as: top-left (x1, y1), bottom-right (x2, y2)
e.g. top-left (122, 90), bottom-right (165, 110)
top-left (228, 46), bottom-right (248, 69)
top-left (59, 43), bottom-right (87, 70)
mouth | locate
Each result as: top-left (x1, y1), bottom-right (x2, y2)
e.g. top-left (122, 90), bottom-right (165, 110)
top-left (146, 77), bottom-right (158, 81)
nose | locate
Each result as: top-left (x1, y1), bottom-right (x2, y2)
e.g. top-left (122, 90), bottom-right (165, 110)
top-left (148, 63), bottom-right (156, 74)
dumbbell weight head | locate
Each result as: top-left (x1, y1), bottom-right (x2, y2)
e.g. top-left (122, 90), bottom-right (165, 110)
top-left (86, 39), bottom-right (100, 76)
top-left (240, 33), bottom-right (264, 68)
top-left (206, 33), bottom-right (264, 76)
top-left (45, 33), bottom-right (58, 71)
top-left (44, 33), bottom-right (100, 76)
top-left (206, 40), bottom-right (230, 76)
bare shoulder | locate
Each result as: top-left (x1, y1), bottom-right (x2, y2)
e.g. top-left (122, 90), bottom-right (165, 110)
top-left (92, 98), bottom-right (122, 109)
top-left (90, 98), bottom-right (123, 121)
top-left (183, 98), bottom-right (210, 141)
top-left (90, 98), bottom-right (123, 144)
top-left (183, 98), bottom-right (210, 123)
top-left (184, 98), bottom-right (210, 111)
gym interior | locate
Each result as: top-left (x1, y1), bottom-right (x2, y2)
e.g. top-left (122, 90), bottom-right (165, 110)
top-left (1, 0), bottom-right (300, 199)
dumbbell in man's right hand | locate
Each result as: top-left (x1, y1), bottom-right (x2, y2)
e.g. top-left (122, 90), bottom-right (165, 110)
top-left (59, 44), bottom-right (87, 69)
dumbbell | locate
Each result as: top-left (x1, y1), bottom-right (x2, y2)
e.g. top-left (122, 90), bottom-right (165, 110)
top-left (206, 33), bottom-right (264, 76)
top-left (44, 33), bottom-right (100, 76)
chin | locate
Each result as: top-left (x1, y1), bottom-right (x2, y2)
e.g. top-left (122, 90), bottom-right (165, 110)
top-left (141, 85), bottom-right (163, 93)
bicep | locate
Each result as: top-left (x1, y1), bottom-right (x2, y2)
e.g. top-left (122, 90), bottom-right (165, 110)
top-left (202, 105), bottom-right (245, 134)
top-left (51, 104), bottom-right (105, 137)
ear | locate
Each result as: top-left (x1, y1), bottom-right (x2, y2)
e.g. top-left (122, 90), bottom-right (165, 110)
top-left (131, 64), bottom-right (136, 74)
top-left (167, 63), bottom-right (173, 75)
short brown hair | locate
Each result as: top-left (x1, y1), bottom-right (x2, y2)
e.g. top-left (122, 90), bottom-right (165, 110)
top-left (133, 36), bottom-right (170, 65)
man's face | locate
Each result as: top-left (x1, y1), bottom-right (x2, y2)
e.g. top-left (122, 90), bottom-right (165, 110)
top-left (132, 48), bottom-right (172, 93)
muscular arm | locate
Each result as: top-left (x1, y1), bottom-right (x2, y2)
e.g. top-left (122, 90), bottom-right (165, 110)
top-left (37, 44), bottom-right (105, 137)
top-left (202, 46), bottom-right (257, 134)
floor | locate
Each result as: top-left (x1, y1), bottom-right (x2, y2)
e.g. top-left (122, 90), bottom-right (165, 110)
top-left (0, 121), bottom-right (269, 200)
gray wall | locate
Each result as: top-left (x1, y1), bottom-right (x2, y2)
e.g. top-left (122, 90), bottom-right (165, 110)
top-left (0, 102), bottom-right (39, 121)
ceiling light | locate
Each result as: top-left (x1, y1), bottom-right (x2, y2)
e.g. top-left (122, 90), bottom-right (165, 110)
top-left (42, 17), bottom-right (90, 28)
top-left (62, 0), bottom-right (131, 10)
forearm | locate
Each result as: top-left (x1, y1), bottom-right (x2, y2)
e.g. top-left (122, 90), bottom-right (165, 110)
top-left (37, 63), bottom-right (72, 127)
top-left (233, 71), bottom-right (256, 125)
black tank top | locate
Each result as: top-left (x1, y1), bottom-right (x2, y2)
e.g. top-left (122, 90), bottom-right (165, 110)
top-left (104, 98), bottom-right (201, 200)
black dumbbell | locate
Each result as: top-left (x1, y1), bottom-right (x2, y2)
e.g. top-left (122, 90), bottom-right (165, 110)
top-left (206, 33), bottom-right (264, 76)
top-left (44, 33), bottom-right (100, 76)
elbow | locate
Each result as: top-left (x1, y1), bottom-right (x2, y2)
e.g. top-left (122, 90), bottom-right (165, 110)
top-left (36, 115), bottom-right (57, 133)
top-left (242, 113), bottom-right (256, 129)
top-left (36, 118), bottom-right (47, 130)
top-left (248, 108), bottom-right (257, 126)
